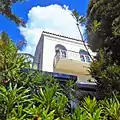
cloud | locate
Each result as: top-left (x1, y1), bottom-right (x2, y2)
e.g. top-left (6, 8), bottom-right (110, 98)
top-left (19, 4), bottom-right (85, 55)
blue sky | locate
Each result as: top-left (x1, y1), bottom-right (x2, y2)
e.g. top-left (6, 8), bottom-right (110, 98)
top-left (0, 0), bottom-right (89, 54)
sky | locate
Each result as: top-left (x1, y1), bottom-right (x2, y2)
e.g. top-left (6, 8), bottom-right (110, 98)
top-left (0, 0), bottom-right (89, 55)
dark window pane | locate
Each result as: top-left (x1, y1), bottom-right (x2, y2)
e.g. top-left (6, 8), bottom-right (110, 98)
top-left (80, 55), bottom-right (85, 62)
top-left (85, 55), bottom-right (91, 62)
top-left (79, 49), bottom-right (89, 55)
top-left (61, 50), bottom-right (66, 58)
top-left (55, 49), bottom-right (60, 56)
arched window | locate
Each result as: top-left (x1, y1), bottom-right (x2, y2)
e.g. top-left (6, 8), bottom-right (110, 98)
top-left (79, 49), bottom-right (90, 62)
top-left (55, 44), bottom-right (67, 58)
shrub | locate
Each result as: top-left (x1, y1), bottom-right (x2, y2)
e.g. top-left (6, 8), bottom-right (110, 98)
top-left (89, 50), bottom-right (120, 99)
top-left (0, 32), bottom-right (120, 120)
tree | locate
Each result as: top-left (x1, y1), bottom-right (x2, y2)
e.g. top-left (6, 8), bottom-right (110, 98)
top-left (72, 10), bottom-right (94, 62)
top-left (0, 0), bottom-right (25, 26)
top-left (87, 0), bottom-right (120, 63)
top-left (89, 50), bottom-right (120, 99)
top-left (0, 32), bottom-right (29, 84)
top-left (86, 0), bottom-right (120, 99)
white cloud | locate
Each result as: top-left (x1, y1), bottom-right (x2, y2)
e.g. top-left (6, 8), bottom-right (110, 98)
top-left (19, 4), bottom-right (85, 55)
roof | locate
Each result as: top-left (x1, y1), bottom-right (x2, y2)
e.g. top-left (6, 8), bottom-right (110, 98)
top-left (42, 31), bottom-right (83, 42)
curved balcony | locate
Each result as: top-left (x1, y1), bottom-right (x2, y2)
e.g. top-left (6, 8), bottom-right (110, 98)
top-left (54, 49), bottom-right (92, 75)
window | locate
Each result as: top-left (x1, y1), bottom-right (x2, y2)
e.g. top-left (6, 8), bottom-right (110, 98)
top-left (55, 44), bottom-right (67, 58)
top-left (61, 50), bottom-right (66, 58)
top-left (79, 49), bottom-right (91, 63)
top-left (80, 54), bottom-right (85, 62)
top-left (85, 55), bottom-right (91, 63)
top-left (55, 49), bottom-right (60, 56)
top-left (79, 49), bottom-right (89, 55)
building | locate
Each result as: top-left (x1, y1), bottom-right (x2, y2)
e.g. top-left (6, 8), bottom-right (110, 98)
top-left (33, 31), bottom-right (96, 82)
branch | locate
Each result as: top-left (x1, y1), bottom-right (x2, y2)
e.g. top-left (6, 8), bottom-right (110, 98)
top-left (77, 24), bottom-right (94, 62)
top-left (72, 10), bottom-right (94, 62)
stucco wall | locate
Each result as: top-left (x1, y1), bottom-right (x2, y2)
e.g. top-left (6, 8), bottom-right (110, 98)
top-left (33, 35), bottom-right (44, 70)
top-left (42, 34), bottom-right (94, 72)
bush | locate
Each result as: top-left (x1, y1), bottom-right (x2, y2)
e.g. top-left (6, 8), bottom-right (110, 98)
top-left (72, 96), bottom-right (120, 120)
top-left (89, 50), bottom-right (120, 99)
top-left (0, 32), bottom-right (71, 119)
top-left (0, 32), bottom-right (120, 120)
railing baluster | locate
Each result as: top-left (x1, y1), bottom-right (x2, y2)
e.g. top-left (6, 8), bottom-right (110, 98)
top-left (54, 49), bottom-right (92, 67)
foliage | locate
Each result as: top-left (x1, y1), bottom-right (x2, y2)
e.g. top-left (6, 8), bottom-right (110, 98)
top-left (72, 106), bottom-right (88, 120)
top-left (72, 96), bottom-right (120, 120)
top-left (82, 97), bottom-right (103, 120)
top-left (89, 50), bottom-right (120, 99)
top-left (0, 32), bottom-right (71, 119)
top-left (87, 0), bottom-right (120, 99)
top-left (87, 0), bottom-right (120, 63)
top-left (0, 32), bottom-right (30, 85)
top-left (0, 32), bottom-right (120, 120)
top-left (72, 10), bottom-right (94, 62)
top-left (0, 83), bottom-right (30, 120)
top-left (100, 97), bottom-right (120, 120)
top-left (72, 97), bottom-right (104, 120)
top-left (0, 0), bottom-right (25, 26)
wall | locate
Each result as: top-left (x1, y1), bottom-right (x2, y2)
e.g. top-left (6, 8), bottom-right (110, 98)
top-left (42, 34), bottom-right (94, 73)
top-left (33, 35), bottom-right (44, 70)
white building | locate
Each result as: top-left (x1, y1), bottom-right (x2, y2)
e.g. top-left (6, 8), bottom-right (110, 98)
top-left (33, 31), bottom-right (95, 82)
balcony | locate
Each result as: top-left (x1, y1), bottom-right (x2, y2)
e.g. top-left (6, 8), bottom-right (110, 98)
top-left (54, 49), bottom-right (91, 75)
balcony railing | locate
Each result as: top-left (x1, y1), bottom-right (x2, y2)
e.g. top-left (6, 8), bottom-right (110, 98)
top-left (54, 49), bottom-right (91, 67)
